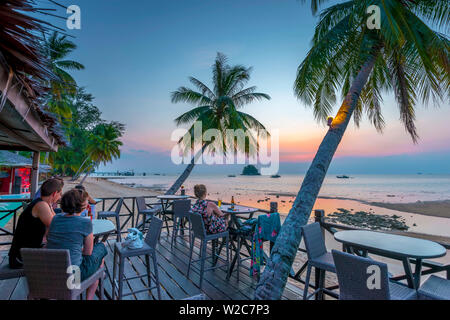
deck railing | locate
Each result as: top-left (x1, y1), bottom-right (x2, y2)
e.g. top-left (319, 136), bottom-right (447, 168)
top-left (1, 195), bottom-right (449, 298)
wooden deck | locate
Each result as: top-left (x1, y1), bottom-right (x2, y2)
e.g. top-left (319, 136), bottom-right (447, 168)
top-left (0, 230), bottom-right (341, 300)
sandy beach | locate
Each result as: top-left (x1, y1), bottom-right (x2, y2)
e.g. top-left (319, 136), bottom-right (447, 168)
top-left (369, 200), bottom-right (450, 218)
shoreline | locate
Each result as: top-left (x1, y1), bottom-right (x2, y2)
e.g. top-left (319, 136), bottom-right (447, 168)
top-left (102, 178), bottom-right (450, 219)
top-left (265, 193), bottom-right (450, 219)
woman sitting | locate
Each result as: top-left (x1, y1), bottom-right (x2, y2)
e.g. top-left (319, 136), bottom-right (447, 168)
top-left (191, 184), bottom-right (228, 234)
top-left (46, 189), bottom-right (107, 300)
top-left (9, 178), bottom-right (63, 269)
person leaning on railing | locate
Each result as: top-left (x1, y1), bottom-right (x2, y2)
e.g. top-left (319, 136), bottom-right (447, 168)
top-left (8, 178), bottom-right (63, 269)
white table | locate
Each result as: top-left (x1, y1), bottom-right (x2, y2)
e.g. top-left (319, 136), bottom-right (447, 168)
top-left (92, 219), bottom-right (116, 242)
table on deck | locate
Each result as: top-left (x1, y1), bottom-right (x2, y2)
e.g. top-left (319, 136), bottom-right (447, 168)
top-left (220, 205), bottom-right (259, 275)
top-left (334, 230), bottom-right (447, 289)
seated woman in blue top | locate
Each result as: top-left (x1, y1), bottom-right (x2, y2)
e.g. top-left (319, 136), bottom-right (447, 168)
top-left (46, 189), bottom-right (107, 300)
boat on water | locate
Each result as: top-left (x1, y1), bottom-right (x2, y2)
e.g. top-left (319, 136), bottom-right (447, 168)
top-left (271, 175), bottom-right (281, 178)
top-left (228, 175), bottom-right (236, 178)
top-left (337, 175), bottom-right (351, 179)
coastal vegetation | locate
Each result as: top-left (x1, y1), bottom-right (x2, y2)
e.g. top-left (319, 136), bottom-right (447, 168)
top-left (166, 53), bottom-right (271, 195)
top-left (255, 0), bottom-right (449, 300)
top-left (20, 31), bottom-right (125, 178)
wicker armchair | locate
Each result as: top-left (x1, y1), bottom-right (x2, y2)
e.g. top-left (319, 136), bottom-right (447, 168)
top-left (21, 248), bottom-right (104, 300)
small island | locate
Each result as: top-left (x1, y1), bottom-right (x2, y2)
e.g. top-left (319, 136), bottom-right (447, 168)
top-left (241, 165), bottom-right (261, 176)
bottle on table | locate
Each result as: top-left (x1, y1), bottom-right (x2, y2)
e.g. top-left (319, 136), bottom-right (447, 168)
top-left (231, 196), bottom-right (235, 210)
top-left (218, 198), bottom-right (222, 207)
top-left (180, 185), bottom-right (186, 196)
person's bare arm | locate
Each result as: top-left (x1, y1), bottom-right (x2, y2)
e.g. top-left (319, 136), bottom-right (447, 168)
top-left (88, 195), bottom-right (96, 205)
top-left (207, 202), bottom-right (225, 217)
top-left (33, 202), bottom-right (54, 228)
top-left (82, 233), bottom-right (94, 256)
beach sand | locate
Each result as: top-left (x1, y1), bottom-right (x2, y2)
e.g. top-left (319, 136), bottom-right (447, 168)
top-left (369, 200), bottom-right (450, 218)
top-left (62, 177), bottom-right (164, 198)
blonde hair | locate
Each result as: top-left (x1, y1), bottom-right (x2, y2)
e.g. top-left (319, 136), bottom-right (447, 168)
top-left (194, 184), bottom-right (207, 199)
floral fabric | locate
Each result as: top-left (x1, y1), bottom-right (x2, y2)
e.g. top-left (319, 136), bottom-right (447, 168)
top-left (191, 199), bottom-right (227, 234)
top-left (250, 212), bottom-right (281, 277)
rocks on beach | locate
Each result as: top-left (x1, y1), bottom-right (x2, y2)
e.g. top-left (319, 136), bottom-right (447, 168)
top-left (326, 208), bottom-right (410, 231)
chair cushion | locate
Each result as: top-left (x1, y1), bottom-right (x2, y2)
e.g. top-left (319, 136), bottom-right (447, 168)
top-left (418, 275), bottom-right (450, 300)
top-left (389, 282), bottom-right (418, 300)
top-left (310, 252), bottom-right (336, 273)
top-left (114, 241), bottom-right (154, 257)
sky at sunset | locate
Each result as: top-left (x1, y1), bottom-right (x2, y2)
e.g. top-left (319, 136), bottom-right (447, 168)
top-left (53, 0), bottom-right (449, 174)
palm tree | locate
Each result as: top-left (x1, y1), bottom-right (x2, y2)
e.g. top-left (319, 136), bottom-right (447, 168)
top-left (79, 122), bottom-right (124, 185)
top-left (166, 53), bottom-right (271, 195)
top-left (41, 31), bottom-right (85, 120)
top-left (255, 0), bottom-right (448, 300)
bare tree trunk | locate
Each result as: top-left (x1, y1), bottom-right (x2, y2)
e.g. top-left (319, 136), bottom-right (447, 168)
top-left (165, 143), bottom-right (209, 195)
top-left (254, 55), bottom-right (377, 300)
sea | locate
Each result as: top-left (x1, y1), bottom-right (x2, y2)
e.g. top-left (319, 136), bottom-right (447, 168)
top-left (109, 174), bottom-right (450, 238)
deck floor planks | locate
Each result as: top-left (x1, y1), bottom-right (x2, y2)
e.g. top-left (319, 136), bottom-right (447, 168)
top-left (158, 235), bottom-right (253, 300)
top-left (156, 237), bottom-right (239, 300)
top-left (160, 234), bottom-right (268, 298)
top-left (133, 246), bottom-right (202, 299)
top-left (0, 255), bottom-right (22, 300)
top-left (128, 255), bottom-right (171, 300)
top-left (162, 236), bottom-right (256, 296)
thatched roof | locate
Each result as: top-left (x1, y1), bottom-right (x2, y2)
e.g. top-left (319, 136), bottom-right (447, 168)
top-left (0, 150), bottom-right (51, 170)
top-left (0, 0), bottom-right (66, 148)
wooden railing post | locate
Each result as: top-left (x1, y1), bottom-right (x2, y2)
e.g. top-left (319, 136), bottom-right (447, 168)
top-left (314, 210), bottom-right (325, 239)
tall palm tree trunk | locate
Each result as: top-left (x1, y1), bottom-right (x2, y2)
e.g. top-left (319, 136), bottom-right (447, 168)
top-left (79, 163), bottom-right (97, 185)
top-left (165, 143), bottom-right (210, 195)
top-left (72, 153), bottom-right (92, 181)
top-left (254, 54), bottom-right (378, 300)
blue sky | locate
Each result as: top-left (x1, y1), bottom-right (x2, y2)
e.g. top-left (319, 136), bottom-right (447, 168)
top-left (45, 0), bottom-right (450, 174)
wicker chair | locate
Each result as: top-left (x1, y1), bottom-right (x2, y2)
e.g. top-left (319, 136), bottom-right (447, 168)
top-left (418, 275), bottom-right (450, 300)
top-left (135, 197), bottom-right (161, 231)
top-left (171, 199), bottom-right (191, 248)
top-left (187, 212), bottom-right (230, 290)
top-left (21, 248), bottom-right (104, 300)
top-left (300, 222), bottom-right (336, 300)
top-left (332, 250), bottom-right (417, 300)
top-left (98, 198), bottom-right (124, 242)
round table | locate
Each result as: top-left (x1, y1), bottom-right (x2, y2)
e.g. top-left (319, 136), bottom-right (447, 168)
top-left (334, 230), bottom-right (447, 289)
top-left (92, 219), bottom-right (116, 242)
top-left (220, 205), bottom-right (258, 215)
